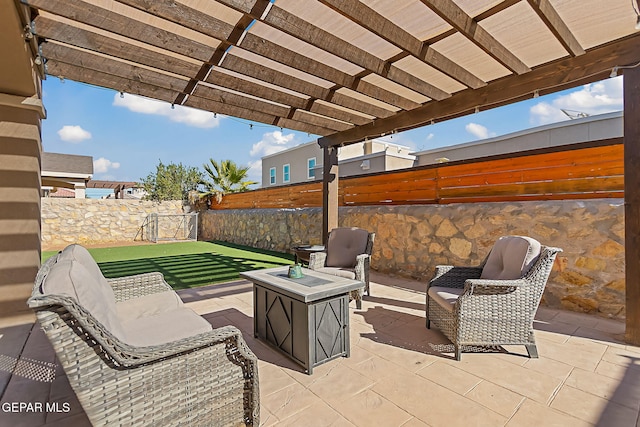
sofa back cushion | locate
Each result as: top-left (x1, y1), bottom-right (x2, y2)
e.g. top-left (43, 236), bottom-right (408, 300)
top-left (57, 244), bottom-right (109, 287)
top-left (480, 236), bottom-right (541, 280)
top-left (42, 259), bottom-right (126, 341)
top-left (326, 227), bottom-right (370, 268)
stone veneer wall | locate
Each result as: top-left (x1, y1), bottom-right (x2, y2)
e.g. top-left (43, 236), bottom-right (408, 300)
top-left (41, 198), bottom-right (187, 248)
top-left (200, 199), bottom-right (625, 319)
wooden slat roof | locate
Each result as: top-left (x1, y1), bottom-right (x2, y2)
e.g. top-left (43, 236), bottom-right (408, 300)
top-left (26, 0), bottom-right (640, 147)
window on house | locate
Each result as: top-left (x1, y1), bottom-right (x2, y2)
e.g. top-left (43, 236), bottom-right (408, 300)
top-left (269, 167), bottom-right (276, 185)
top-left (307, 157), bottom-right (316, 179)
top-left (283, 164), bottom-right (290, 183)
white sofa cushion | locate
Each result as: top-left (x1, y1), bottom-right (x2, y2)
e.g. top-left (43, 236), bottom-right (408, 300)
top-left (57, 244), bottom-right (118, 301)
top-left (428, 286), bottom-right (465, 312)
top-left (121, 308), bottom-right (213, 347)
top-left (42, 259), bottom-right (127, 341)
top-left (480, 236), bottom-right (541, 280)
top-left (47, 244), bottom-right (215, 348)
top-left (58, 244), bottom-right (107, 283)
top-left (116, 291), bottom-right (184, 323)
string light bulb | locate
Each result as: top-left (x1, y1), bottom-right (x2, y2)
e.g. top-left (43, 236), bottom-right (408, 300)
top-left (533, 90), bottom-right (539, 98)
top-left (120, 91), bottom-right (124, 98)
top-left (610, 67), bottom-right (618, 78)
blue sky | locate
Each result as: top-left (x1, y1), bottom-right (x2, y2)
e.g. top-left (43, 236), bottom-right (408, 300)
top-left (41, 75), bottom-right (624, 194)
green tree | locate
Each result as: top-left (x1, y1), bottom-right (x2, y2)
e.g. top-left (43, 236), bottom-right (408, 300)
top-left (139, 160), bottom-right (203, 201)
top-left (202, 159), bottom-right (257, 195)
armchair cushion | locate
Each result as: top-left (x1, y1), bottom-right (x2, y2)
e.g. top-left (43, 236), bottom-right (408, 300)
top-left (427, 286), bottom-right (465, 312)
top-left (325, 227), bottom-right (369, 268)
top-left (480, 236), bottom-right (541, 280)
top-left (313, 266), bottom-right (356, 280)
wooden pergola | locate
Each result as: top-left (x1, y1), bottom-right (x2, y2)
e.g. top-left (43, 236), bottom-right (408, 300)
top-left (3, 0), bottom-right (640, 339)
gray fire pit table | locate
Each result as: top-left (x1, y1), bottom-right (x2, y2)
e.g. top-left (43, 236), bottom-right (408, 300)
top-left (241, 266), bottom-right (363, 374)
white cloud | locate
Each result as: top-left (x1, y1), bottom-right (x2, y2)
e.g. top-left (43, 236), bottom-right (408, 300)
top-left (426, 133), bottom-right (434, 141)
top-left (249, 131), bottom-right (296, 157)
top-left (58, 125), bottom-right (92, 143)
top-left (530, 76), bottom-right (623, 125)
top-left (113, 93), bottom-right (221, 128)
top-left (465, 122), bottom-right (491, 139)
top-left (94, 157), bottom-right (121, 174)
top-left (246, 159), bottom-right (262, 185)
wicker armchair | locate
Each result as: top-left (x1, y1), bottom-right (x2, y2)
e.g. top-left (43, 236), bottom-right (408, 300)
top-left (426, 236), bottom-right (562, 361)
top-left (308, 227), bottom-right (375, 309)
top-left (29, 248), bottom-right (259, 427)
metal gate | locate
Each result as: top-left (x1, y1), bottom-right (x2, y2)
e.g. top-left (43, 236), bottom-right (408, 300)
top-left (144, 212), bottom-right (198, 243)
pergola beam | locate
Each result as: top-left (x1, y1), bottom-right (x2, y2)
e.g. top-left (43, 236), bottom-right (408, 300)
top-left (33, 15), bottom-right (202, 79)
top-left (35, 14), bottom-right (369, 129)
top-left (220, 54), bottom-right (394, 118)
top-left (33, 0), bottom-right (420, 118)
top-left (418, 0), bottom-right (530, 75)
top-left (318, 0), bottom-right (486, 90)
top-left (44, 50), bottom-right (339, 136)
top-left (526, 0), bottom-right (585, 57)
top-left (113, 0), bottom-right (421, 111)
top-left (319, 34), bottom-right (640, 148)
top-left (217, 0), bottom-right (451, 100)
top-left (26, 0), bottom-right (216, 62)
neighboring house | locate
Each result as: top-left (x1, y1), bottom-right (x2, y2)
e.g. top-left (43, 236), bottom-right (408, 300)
top-left (262, 112), bottom-right (622, 188)
top-left (412, 111), bottom-right (622, 166)
top-left (261, 139), bottom-right (416, 187)
top-left (104, 186), bottom-right (147, 199)
top-left (41, 152), bottom-right (93, 198)
top-left (47, 187), bottom-right (76, 198)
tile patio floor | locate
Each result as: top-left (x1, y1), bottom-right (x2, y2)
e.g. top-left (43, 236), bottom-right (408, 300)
top-left (1, 271), bottom-right (639, 426)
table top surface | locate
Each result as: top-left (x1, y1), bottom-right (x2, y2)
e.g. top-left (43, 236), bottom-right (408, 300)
top-left (241, 266), bottom-right (363, 303)
top-left (292, 245), bottom-right (325, 252)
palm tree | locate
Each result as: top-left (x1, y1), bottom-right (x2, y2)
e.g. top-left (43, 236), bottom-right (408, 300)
top-left (202, 159), bottom-right (258, 196)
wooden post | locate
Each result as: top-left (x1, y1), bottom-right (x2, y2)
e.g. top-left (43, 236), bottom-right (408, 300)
top-left (0, 1), bottom-right (45, 326)
top-left (322, 145), bottom-right (339, 244)
top-left (625, 65), bottom-right (640, 345)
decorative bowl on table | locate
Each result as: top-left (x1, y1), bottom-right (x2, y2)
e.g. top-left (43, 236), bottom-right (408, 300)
top-left (288, 264), bottom-right (304, 279)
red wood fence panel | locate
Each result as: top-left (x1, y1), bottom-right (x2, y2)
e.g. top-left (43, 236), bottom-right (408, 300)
top-left (209, 141), bottom-right (623, 210)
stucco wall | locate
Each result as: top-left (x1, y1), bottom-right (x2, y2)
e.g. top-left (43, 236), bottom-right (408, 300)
top-left (200, 199), bottom-right (625, 319)
top-left (41, 198), bottom-right (187, 248)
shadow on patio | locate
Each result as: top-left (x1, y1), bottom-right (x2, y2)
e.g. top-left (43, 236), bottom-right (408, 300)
top-left (1, 271), bottom-right (639, 426)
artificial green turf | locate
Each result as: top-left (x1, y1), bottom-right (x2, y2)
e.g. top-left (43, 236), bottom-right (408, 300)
top-left (42, 241), bottom-right (294, 289)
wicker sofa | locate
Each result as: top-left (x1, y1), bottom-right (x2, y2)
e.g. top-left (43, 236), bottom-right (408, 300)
top-left (426, 236), bottom-right (562, 361)
top-left (28, 244), bottom-right (259, 427)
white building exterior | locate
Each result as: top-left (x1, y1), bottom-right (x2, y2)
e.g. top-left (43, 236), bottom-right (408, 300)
top-left (412, 111), bottom-right (623, 166)
top-left (261, 139), bottom-right (415, 187)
